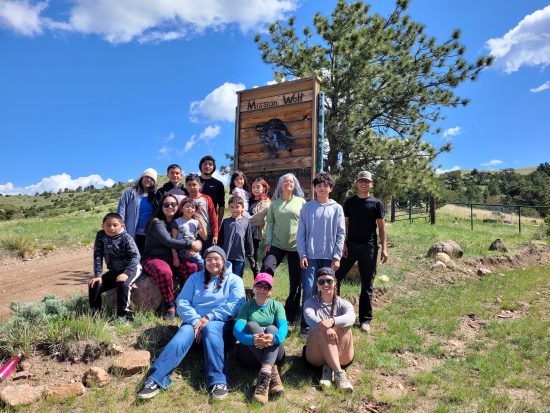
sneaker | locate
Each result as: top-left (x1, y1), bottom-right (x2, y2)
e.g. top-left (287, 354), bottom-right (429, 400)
top-left (334, 370), bottom-right (353, 392)
top-left (253, 370), bottom-right (271, 404)
top-left (360, 321), bottom-right (371, 334)
top-left (269, 365), bottom-right (284, 396)
top-left (163, 307), bottom-right (176, 321)
top-left (137, 378), bottom-right (160, 399)
top-left (210, 383), bottom-right (228, 400)
top-left (319, 365), bottom-right (333, 389)
top-left (299, 326), bottom-right (310, 340)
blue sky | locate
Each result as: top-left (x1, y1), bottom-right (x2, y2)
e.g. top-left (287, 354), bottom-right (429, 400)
top-left (0, 0), bottom-right (549, 195)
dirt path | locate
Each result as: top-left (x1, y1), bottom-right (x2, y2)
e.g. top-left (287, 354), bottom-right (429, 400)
top-left (0, 246), bottom-right (92, 319)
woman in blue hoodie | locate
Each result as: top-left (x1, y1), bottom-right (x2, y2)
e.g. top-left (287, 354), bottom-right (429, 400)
top-left (137, 246), bottom-right (245, 401)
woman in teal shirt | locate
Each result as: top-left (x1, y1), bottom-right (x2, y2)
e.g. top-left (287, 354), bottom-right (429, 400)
top-left (233, 272), bottom-right (288, 404)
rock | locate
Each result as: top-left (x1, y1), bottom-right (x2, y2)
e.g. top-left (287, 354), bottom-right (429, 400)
top-left (109, 344), bottom-right (125, 356)
top-left (111, 350), bottom-right (151, 376)
top-left (0, 384), bottom-right (45, 406)
top-left (13, 371), bottom-right (31, 380)
top-left (427, 240), bottom-right (463, 259)
top-left (434, 252), bottom-right (452, 264)
top-left (378, 275), bottom-right (390, 283)
top-left (47, 383), bottom-right (86, 400)
top-left (489, 238), bottom-right (508, 252)
top-left (431, 261), bottom-right (447, 271)
top-left (83, 367), bottom-right (111, 387)
top-left (106, 273), bottom-right (163, 312)
top-left (19, 361), bottom-right (31, 371)
top-left (477, 267), bottom-right (492, 276)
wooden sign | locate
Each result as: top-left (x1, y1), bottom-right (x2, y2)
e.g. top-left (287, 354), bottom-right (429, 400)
top-left (235, 76), bottom-right (321, 199)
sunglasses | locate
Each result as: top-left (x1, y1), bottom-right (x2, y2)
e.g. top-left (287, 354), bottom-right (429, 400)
top-left (162, 202), bottom-right (178, 208)
top-left (317, 278), bottom-right (334, 286)
top-left (254, 283), bottom-right (272, 291)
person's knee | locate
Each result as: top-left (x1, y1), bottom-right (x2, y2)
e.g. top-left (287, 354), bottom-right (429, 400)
top-left (244, 321), bottom-right (262, 334)
top-left (264, 325), bottom-right (279, 335)
top-left (202, 321), bottom-right (224, 338)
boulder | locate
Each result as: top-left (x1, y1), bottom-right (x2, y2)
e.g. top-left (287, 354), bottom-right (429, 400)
top-left (427, 240), bottom-right (463, 259)
top-left (83, 366), bottom-right (111, 387)
top-left (431, 261), bottom-right (447, 271)
top-left (47, 383), bottom-right (86, 400)
top-left (106, 273), bottom-right (163, 312)
top-left (434, 252), bottom-right (452, 265)
top-left (489, 238), bottom-right (508, 252)
top-left (0, 384), bottom-right (45, 406)
top-left (111, 350), bottom-right (151, 376)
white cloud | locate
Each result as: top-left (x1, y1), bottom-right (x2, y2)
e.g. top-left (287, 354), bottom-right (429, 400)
top-left (0, 0), bottom-right (46, 36)
top-left (189, 82), bottom-right (246, 122)
top-left (481, 159), bottom-right (504, 167)
top-left (213, 170), bottom-right (230, 185)
top-left (435, 165), bottom-right (461, 174)
top-left (183, 125), bottom-right (221, 153)
top-left (0, 173), bottom-right (115, 195)
top-left (0, 0), bottom-right (297, 43)
top-left (442, 126), bottom-right (462, 138)
top-left (158, 146), bottom-right (170, 155)
top-left (164, 132), bottom-right (175, 142)
top-left (486, 5), bottom-right (550, 73)
top-left (530, 80), bottom-right (550, 93)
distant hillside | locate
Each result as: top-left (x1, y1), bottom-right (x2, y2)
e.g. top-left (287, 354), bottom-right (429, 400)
top-left (460, 166), bottom-right (536, 176)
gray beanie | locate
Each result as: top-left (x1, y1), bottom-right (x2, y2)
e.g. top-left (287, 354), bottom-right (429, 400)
top-left (204, 245), bottom-right (227, 262)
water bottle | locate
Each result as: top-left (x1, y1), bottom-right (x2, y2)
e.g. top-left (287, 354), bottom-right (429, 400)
top-left (0, 353), bottom-right (22, 380)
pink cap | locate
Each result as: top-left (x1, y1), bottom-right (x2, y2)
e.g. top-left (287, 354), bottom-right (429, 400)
top-left (254, 272), bottom-right (273, 287)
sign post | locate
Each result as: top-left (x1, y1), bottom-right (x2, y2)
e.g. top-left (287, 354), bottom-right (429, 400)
top-left (235, 76), bottom-right (322, 199)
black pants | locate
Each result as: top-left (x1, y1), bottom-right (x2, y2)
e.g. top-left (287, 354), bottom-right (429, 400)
top-left (261, 245), bottom-right (301, 323)
top-left (235, 322), bottom-right (285, 368)
top-left (135, 234), bottom-right (146, 255)
top-left (251, 238), bottom-right (261, 276)
top-left (336, 242), bottom-right (378, 323)
top-left (88, 269), bottom-right (142, 317)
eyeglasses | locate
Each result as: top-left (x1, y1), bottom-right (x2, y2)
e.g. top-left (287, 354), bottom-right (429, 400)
top-left (162, 202), bottom-right (178, 208)
top-left (317, 278), bottom-right (334, 286)
top-left (254, 283), bottom-right (272, 291)
top-left (205, 256), bottom-right (222, 263)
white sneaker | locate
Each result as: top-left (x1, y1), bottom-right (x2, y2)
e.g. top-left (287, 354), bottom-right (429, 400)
top-left (319, 365), bottom-right (333, 389)
top-left (360, 322), bottom-right (371, 334)
top-left (335, 370), bottom-right (353, 392)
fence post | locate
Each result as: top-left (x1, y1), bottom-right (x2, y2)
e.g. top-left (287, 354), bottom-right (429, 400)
top-left (408, 202), bottom-right (412, 223)
top-left (518, 206), bottom-right (522, 235)
top-left (391, 196), bottom-right (395, 222)
top-left (470, 203), bottom-right (473, 230)
top-left (430, 196), bottom-right (436, 225)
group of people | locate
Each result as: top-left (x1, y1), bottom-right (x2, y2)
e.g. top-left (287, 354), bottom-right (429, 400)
top-left (88, 154), bottom-right (388, 402)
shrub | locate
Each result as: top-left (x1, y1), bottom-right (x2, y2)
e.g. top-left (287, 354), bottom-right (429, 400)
top-left (0, 235), bottom-right (37, 258)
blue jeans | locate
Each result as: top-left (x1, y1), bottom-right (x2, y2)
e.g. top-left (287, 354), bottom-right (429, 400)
top-left (148, 320), bottom-right (232, 389)
top-left (229, 260), bottom-right (245, 277)
top-left (301, 259), bottom-right (332, 327)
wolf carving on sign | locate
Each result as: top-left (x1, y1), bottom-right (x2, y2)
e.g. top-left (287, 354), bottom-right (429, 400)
top-left (255, 118), bottom-right (295, 158)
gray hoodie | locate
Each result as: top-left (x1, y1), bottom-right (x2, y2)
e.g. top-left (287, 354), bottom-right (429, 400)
top-left (296, 199), bottom-right (346, 260)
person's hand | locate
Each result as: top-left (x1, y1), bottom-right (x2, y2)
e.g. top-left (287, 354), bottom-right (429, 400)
top-left (212, 236), bottom-right (218, 245)
top-left (186, 250), bottom-right (196, 258)
top-left (381, 248), bottom-right (388, 263)
top-left (194, 317), bottom-right (209, 343)
top-left (173, 256), bottom-right (180, 268)
top-left (254, 333), bottom-right (274, 348)
top-left (191, 240), bottom-right (202, 251)
top-left (319, 318), bottom-right (334, 332)
top-left (331, 258), bottom-right (340, 272)
top-left (342, 243), bottom-right (348, 258)
top-left (325, 327), bottom-right (339, 344)
top-left (264, 243), bottom-right (271, 255)
top-left (116, 273), bottom-right (129, 282)
top-left (300, 257), bottom-right (308, 269)
top-left (88, 276), bottom-right (102, 288)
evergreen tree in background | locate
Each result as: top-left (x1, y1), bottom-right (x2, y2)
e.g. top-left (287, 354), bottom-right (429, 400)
top-left (255, 0), bottom-right (493, 199)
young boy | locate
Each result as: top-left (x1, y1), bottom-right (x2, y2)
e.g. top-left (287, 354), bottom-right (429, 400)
top-left (89, 212), bottom-right (142, 322)
top-left (296, 172), bottom-right (346, 336)
top-left (218, 195), bottom-right (255, 277)
top-left (154, 163), bottom-right (189, 211)
top-left (185, 173), bottom-right (219, 253)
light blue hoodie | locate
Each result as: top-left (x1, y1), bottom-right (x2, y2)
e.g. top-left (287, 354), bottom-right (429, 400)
top-left (176, 262), bottom-right (245, 327)
top-left (296, 199), bottom-right (346, 260)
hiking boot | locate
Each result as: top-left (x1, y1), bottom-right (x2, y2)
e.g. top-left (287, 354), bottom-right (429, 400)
top-left (360, 321), bottom-right (371, 334)
top-left (253, 370), bottom-right (271, 404)
top-left (319, 365), bottom-right (333, 389)
top-left (137, 378), bottom-right (160, 399)
top-left (210, 383), bottom-right (228, 400)
top-left (269, 365), bottom-right (284, 396)
top-left (334, 370), bottom-right (353, 392)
